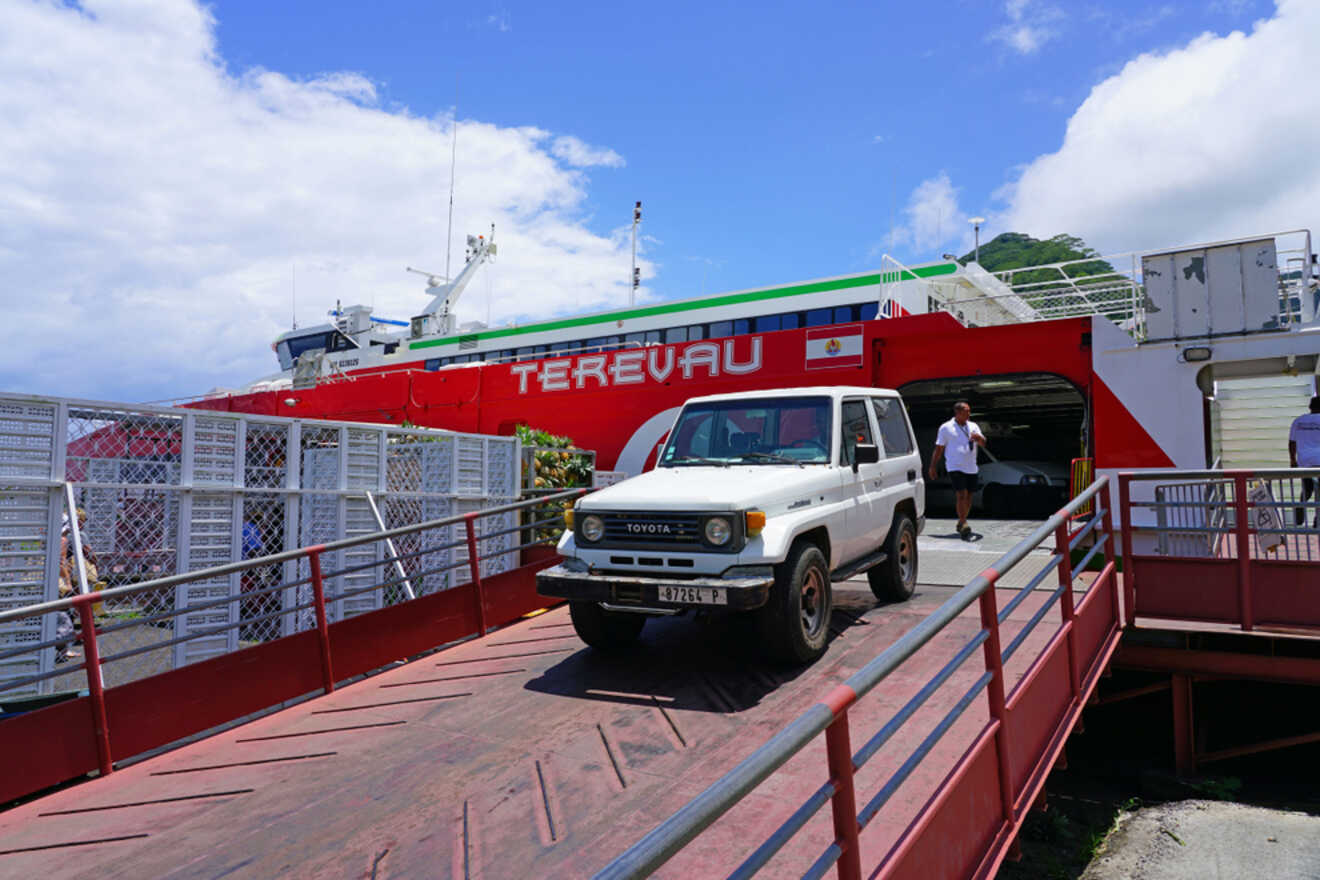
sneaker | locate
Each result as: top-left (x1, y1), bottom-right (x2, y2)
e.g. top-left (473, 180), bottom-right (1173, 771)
top-left (959, 523), bottom-right (972, 540)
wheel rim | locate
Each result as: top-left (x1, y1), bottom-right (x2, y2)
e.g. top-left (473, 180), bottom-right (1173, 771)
top-left (800, 566), bottom-right (826, 636)
top-left (897, 527), bottom-right (916, 586)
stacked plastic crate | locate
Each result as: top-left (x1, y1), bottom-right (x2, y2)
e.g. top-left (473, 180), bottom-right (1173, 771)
top-left (174, 415), bottom-right (242, 667)
top-left (0, 400), bottom-right (59, 698)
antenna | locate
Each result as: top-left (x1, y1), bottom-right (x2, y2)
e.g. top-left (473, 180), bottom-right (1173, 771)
top-left (291, 263), bottom-right (297, 330)
top-left (445, 75), bottom-right (459, 283)
top-left (630, 200), bottom-right (641, 307)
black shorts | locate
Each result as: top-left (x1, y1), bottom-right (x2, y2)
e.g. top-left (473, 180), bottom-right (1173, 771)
top-left (949, 471), bottom-right (979, 492)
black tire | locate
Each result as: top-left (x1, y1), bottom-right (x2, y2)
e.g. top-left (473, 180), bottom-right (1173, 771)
top-left (569, 601), bottom-right (645, 652)
top-left (869, 514), bottom-right (918, 602)
top-left (758, 542), bottom-right (832, 664)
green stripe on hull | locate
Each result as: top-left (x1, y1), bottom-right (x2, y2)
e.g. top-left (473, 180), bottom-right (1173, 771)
top-left (408, 263), bottom-right (957, 351)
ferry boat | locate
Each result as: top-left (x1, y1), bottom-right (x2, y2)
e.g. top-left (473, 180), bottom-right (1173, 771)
top-left (200, 228), bottom-right (1319, 517)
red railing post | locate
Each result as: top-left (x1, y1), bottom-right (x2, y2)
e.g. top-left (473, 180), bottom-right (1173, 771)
top-left (75, 597), bottom-right (113, 778)
top-left (1232, 473), bottom-right (1254, 631)
top-left (307, 549), bottom-right (335, 694)
top-left (977, 587), bottom-right (1016, 823)
top-left (1101, 497), bottom-right (1120, 627)
top-left (464, 513), bottom-right (487, 636)
top-left (1118, 474), bottom-right (1136, 626)
top-left (1055, 521), bottom-right (1081, 701)
top-left (824, 712), bottom-right (862, 880)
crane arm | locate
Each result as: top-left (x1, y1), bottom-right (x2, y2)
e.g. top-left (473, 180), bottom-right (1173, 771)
top-left (421, 231), bottom-right (496, 320)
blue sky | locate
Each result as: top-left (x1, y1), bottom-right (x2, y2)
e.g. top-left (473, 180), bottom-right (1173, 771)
top-left (208, 0), bottom-right (1267, 295)
top-left (2, 0), bottom-right (1312, 401)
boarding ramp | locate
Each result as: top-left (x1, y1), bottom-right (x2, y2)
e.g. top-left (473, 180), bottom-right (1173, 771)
top-left (597, 478), bottom-right (1120, 880)
top-left (0, 487), bottom-right (579, 806)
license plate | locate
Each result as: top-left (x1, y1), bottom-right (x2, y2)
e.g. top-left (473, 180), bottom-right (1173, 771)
top-left (658, 585), bottom-right (727, 605)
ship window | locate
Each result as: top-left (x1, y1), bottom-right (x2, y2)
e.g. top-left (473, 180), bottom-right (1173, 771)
top-left (733, 319), bottom-right (750, 335)
top-left (806, 308), bottom-right (832, 327)
top-left (645, 330), bottom-right (661, 344)
top-left (286, 332), bottom-right (331, 360)
top-left (623, 332), bottom-right (644, 345)
top-left (665, 327), bottom-right (688, 343)
top-left (860, 302), bottom-right (879, 321)
top-left (687, 325), bottom-right (704, 340)
top-left (550, 341), bottom-right (571, 354)
top-left (780, 312), bottom-right (800, 330)
top-left (424, 358), bottom-right (442, 371)
top-left (532, 345), bottom-right (548, 356)
top-left (835, 306), bottom-right (855, 323)
top-left (755, 315), bottom-right (780, 332)
top-left (514, 346), bottom-right (532, 361)
top-left (708, 321), bottom-right (732, 339)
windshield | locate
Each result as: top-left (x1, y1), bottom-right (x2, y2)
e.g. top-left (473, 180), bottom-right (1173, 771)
top-left (659, 396), bottom-right (833, 466)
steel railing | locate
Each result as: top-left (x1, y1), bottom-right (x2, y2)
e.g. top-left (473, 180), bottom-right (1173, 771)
top-left (0, 488), bottom-right (585, 783)
top-left (1120, 468), bottom-right (1320, 632)
top-left (597, 477), bottom-right (1117, 880)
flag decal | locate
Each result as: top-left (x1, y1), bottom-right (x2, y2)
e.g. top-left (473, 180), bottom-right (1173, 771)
top-left (805, 323), bottom-right (864, 370)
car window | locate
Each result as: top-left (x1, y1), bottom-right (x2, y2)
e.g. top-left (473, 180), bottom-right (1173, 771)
top-left (871, 397), bottom-right (913, 455)
top-left (839, 399), bottom-right (874, 466)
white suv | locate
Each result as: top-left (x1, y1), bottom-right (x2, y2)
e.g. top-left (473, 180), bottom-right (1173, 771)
top-left (537, 386), bottom-right (925, 662)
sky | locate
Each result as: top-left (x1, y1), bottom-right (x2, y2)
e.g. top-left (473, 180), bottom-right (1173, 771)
top-left (1, 0), bottom-right (1316, 401)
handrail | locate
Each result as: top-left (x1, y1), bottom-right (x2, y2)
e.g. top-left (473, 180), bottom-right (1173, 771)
top-left (596, 476), bottom-right (1112, 879)
top-left (0, 488), bottom-right (585, 626)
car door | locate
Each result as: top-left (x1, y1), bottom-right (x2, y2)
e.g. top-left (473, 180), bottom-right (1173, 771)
top-left (871, 394), bottom-right (921, 526)
top-left (839, 397), bottom-right (886, 563)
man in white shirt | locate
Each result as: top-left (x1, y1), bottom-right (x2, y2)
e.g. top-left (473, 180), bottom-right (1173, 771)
top-left (1289, 395), bottom-right (1320, 526)
top-left (929, 401), bottom-right (987, 539)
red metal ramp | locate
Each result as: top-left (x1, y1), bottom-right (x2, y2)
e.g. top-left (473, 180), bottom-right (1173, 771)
top-left (0, 578), bottom-right (1088, 879)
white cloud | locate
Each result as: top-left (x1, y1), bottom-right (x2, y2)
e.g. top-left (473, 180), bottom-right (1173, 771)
top-left (1001, 0), bottom-right (1320, 254)
top-left (0, 0), bottom-right (640, 401)
top-left (879, 172), bottom-right (973, 259)
top-left (550, 135), bottom-right (626, 169)
top-left (991, 0), bottom-right (1066, 55)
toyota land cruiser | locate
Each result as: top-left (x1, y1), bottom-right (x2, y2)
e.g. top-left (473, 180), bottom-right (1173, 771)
top-left (536, 386), bottom-right (924, 662)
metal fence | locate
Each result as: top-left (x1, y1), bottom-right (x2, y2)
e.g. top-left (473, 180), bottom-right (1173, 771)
top-left (1121, 468), bottom-right (1320, 633)
top-left (596, 477), bottom-right (1119, 880)
top-left (0, 488), bottom-right (583, 788)
top-left (0, 394), bottom-right (520, 697)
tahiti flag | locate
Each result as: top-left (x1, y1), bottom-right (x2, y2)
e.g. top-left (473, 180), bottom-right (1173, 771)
top-left (804, 323), bottom-right (864, 370)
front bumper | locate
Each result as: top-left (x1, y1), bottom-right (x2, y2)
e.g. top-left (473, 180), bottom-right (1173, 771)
top-left (536, 564), bottom-right (773, 611)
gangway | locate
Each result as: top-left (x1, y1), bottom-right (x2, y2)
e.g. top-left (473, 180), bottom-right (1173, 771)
top-left (1, 470), bottom-right (1318, 878)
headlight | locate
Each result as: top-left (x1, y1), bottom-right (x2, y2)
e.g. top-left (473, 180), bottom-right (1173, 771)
top-left (705, 516), bottom-right (732, 546)
top-left (1019, 475), bottom-right (1047, 486)
top-left (580, 514), bottom-right (605, 542)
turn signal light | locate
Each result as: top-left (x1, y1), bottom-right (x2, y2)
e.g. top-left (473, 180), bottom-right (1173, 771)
top-left (563, 507), bottom-right (575, 529)
top-left (745, 510), bottom-right (766, 536)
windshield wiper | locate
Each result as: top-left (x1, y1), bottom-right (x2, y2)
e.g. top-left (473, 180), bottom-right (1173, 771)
top-left (662, 456), bottom-right (731, 468)
top-left (738, 452), bottom-right (804, 468)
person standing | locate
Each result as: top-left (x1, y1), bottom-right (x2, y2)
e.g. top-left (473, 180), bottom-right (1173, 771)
top-left (1289, 395), bottom-right (1320, 527)
top-left (929, 401), bottom-right (987, 539)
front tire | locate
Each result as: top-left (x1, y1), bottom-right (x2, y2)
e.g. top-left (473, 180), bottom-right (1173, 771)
top-left (569, 601), bottom-right (645, 652)
top-left (759, 542), bottom-right (832, 664)
top-left (869, 514), bottom-right (917, 602)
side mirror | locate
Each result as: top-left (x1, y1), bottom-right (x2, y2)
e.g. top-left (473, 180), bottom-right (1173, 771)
top-left (853, 443), bottom-right (879, 471)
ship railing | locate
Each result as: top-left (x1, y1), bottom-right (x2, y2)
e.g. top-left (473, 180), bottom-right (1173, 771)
top-left (596, 477), bottom-right (1121, 880)
top-left (0, 488), bottom-right (585, 791)
top-left (1120, 467), bottom-right (1320, 633)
